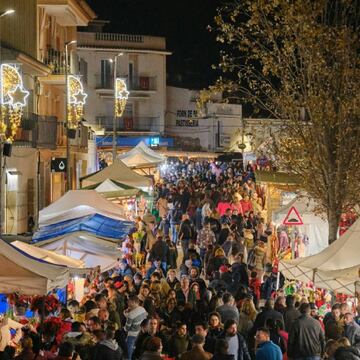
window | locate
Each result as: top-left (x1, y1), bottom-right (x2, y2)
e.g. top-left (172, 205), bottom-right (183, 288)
top-left (100, 59), bottom-right (112, 88)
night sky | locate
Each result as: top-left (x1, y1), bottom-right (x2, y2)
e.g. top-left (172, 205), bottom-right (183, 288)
top-left (86, 0), bottom-right (222, 89)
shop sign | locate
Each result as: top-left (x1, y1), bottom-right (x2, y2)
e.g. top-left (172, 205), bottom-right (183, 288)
top-left (51, 158), bottom-right (67, 172)
top-left (176, 109), bottom-right (199, 127)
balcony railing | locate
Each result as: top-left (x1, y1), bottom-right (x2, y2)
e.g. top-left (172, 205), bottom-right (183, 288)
top-left (95, 75), bottom-right (157, 91)
top-left (43, 49), bottom-right (78, 75)
top-left (95, 116), bottom-right (162, 132)
top-left (56, 121), bottom-right (88, 149)
top-left (14, 114), bottom-right (58, 149)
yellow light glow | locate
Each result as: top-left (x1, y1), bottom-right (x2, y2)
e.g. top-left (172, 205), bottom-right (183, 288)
top-left (0, 64), bottom-right (29, 141)
top-left (114, 78), bottom-right (129, 117)
top-left (67, 75), bottom-right (87, 129)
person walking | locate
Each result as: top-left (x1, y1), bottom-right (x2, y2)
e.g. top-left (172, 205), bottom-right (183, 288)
top-left (255, 328), bottom-right (282, 360)
top-left (288, 303), bottom-right (325, 360)
top-left (180, 334), bottom-right (212, 360)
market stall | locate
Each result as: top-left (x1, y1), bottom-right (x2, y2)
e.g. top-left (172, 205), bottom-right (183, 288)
top-left (80, 160), bottom-right (152, 190)
top-left (118, 141), bottom-right (165, 175)
top-left (273, 193), bottom-right (329, 256)
top-left (280, 218), bottom-right (360, 294)
top-left (33, 213), bottom-right (133, 242)
top-left (34, 232), bottom-right (122, 272)
top-left (39, 190), bottom-right (127, 226)
top-left (11, 241), bottom-right (90, 277)
top-left (0, 239), bottom-right (69, 295)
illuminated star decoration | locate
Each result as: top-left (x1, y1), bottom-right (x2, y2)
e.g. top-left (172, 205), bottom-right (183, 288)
top-left (114, 78), bottom-right (129, 117)
top-left (67, 75), bottom-right (87, 128)
top-left (0, 63), bottom-right (30, 141)
top-left (74, 90), bottom-right (87, 105)
top-left (0, 64), bottom-right (29, 109)
top-left (68, 75), bottom-right (87, 105)
top-left (115, 78), bottom-right (129, 100)
top-left (8, 85), bottom-right (30, 108)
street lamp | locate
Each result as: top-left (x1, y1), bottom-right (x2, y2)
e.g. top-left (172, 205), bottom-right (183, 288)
top-left (111, 53), bottom-right (124, 162)
top-left (65, 40), bottom-right (76, 191)
top-left (0, 9), bottom-right (15, 17)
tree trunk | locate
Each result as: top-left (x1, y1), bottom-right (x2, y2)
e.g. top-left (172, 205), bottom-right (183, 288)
top-left (328, 208), bottom-right (340, 244)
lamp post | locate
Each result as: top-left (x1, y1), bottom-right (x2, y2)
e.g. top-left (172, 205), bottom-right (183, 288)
top-left (0, 9), bottom-right (15, 234)
top-left (110, 52), bottom-right (123, 162)
top-left (65, 40), bottom-right (76, 192)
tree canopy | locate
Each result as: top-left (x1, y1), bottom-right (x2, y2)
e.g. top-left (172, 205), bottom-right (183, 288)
top-left (209, 0), bottom-right (360, 243)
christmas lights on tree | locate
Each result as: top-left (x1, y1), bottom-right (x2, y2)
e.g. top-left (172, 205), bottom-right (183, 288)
top-left (0, 64), bottom-right (29, 141)
top-left (67, 75), bottom-right (87, 129)
top-left (114, 78), bottom-right (129, 117)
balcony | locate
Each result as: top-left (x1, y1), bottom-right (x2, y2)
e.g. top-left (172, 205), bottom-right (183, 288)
top-left (77, 32), bottom-right (167, 52)
top-left (95, 116), bottom-right (162, 133)
top-left (14, 114), bottom-right (58, 149)
top-left (94, 75), bottom-right (157, 96)
top-left (40, 49), bottom-right (79, 84)
top-left (56, 121), bottom-right (88, 150)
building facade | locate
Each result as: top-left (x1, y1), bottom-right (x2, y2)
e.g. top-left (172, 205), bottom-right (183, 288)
top-left (77, 21), bottom-right (170, 158)
top-left (165, 86), bottom-right (242, 151)
top-left (0, 0), bottom-right (96, 233)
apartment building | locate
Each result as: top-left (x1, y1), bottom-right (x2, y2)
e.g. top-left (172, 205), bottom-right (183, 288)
top-left (77, 21), bottom-right (171, 157)
top-left (0, 0), bottom-right (96, 233)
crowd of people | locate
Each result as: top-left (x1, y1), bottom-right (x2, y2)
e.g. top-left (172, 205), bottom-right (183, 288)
top-left (1, 160), bottom-right (360, 360)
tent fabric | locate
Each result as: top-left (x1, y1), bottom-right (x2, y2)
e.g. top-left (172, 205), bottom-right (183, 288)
top-left (39, 190), bottom-right (126, 226)
top-left (119, 141), bottom-right (165, 166)
top-left (280, 218), bottom-right (360, 295)
top-left (95, 179), bottom-right (125, 193)
top-left (100, 188), bottom-right (147, 199)
top-left (272, 194), bottom-right (329, 256)
top-left (33, 214), bottom-right (134, 242)
top-left (0, 239), bottom-right (69, 295)
top-left (81, 160), bottom-right (152, 189)
top-left (118, 141), bottom-right (165, 168)
top-left (82, 180), bottom-right (134, 191)
top-left (11, 241), bottom-right (90, 277)
top-left (35, 232), bottom-right (122, 271)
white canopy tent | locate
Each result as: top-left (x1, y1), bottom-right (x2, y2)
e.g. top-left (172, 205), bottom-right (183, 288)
top-left (95, 179), bottom-right (125, 193)
top-left (81, 160), bottom-right (152, 189)
top-left (11, 241), bottom-right (90, 277)
top-left (273, 194), bottom-right (329, 256)
top-left (0, 239), bottom-right (69, 295)
top-left (280, 218), bottom-right (360, 295)
top-left (119, 141), bottom-right (165, 168)
top-left (35, 232), bottom-right (122, 272)
top-left (39, 190), bottom-right (126, 226)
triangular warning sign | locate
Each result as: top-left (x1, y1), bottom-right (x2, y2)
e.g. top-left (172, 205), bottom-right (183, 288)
top-left (283, 206), bottom-right (303, 225)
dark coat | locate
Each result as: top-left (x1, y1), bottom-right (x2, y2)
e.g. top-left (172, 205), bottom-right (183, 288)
top-left (288, 314), bottom-right (325, 358)
top-left (231, 262), bottom-right (249, 288)
top-left (283, 306), bottom-right (301, 333)
top-left (211, 354), bottom-right (235, 360)
top-left (91, 341), bottom-right (123, 360)
top-left (345, 321), bottom-right (360, 349)
top-left (180, 347), bottom-right (212, 360)
top-left (149, 240), bottom-right (169, 263)
top-left (253, 309), bottom-right (284, 331)
top-left (335, 346), bottom-right (360, 360)
top-left (218, 332), bottom-right (251, 360)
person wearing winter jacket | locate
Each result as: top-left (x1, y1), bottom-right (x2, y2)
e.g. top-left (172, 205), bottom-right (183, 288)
top-left (344, 313), bottom-right (360, 349)
top-left (334, 337), bottom-right (360, 360)
top-left (91, 328), bottom-right (122, 360)
top-left (179, 214), bottom-right (195, 254)
top-left (288, 303), bottom-right (325, 360)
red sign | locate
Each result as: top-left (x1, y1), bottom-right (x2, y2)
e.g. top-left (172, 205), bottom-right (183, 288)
top-left (283, 206), bottom-right (303, 225)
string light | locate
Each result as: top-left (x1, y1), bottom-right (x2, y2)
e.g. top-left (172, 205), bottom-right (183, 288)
top-left (114, 78), bottom-right (129, 117)
top-left (67, 75), bottom-right (87, 129)
top-left (0, 64), bottom-right (29, 141)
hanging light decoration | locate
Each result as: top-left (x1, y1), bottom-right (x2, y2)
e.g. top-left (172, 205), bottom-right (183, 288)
top-left (0, 64), bottom-right (29, 141)
top-left (67, 75), bottom-right (87, 129)
top-left (114, 78), bottom-right (129, 117)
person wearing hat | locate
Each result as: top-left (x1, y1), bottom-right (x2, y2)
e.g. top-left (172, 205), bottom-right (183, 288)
top-left (180, 334), bottom-right (212, 360)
